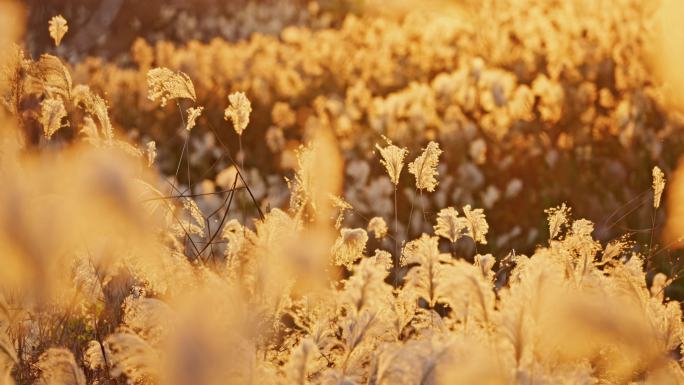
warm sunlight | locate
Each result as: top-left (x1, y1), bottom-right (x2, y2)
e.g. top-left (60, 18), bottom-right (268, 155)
top-left (1, 1), bottom-right (684, 384)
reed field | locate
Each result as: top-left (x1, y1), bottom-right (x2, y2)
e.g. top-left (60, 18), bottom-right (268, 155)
top-left (2, 0), bottom-right (684, 384)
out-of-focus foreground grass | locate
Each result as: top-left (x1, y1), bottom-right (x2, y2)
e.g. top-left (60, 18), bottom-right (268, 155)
top-left (2, 1), bottom-right (684, 384)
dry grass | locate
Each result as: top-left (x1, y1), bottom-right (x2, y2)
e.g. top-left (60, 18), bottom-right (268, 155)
top-left (1, 1), bottom-right (684, 384)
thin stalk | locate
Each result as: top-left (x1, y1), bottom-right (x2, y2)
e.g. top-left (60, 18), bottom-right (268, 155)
top-left (197, 172), bottom-right (240, 257)
top-left (420, 189), bottom-right (427, 232)
top-left (648, 207), bottom-right (657, 269)
top-left (239, 135), bottom-right (245, 172)
top-left (407, 189), bottom-right (417, 236)
top-left (172, 137), bottom-right (188, 195)
top-left (393, 187), bottom-right (401, 287)
top-left (172, 101), bottom-right (189, 196)
top-left (237, 134), bottom-right (248, 227)
top-left (206, 120), bottom-right (264, 219)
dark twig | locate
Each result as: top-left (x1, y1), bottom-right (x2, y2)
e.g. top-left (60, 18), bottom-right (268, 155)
top-left (197, 172), bottom-right (240, 257)
top-left (205, 120), bottom-right (264, 220)
top-left (141, 186), bottom-right (246, 202)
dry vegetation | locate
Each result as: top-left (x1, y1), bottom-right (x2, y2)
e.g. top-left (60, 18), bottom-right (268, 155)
top-left (2, 0), bottom-right (684, 384)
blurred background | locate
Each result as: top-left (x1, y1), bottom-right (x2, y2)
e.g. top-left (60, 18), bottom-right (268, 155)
top-left (15, 0), bottom-right (684, 298)
top-left (22, 0), bottom-right (353, 58)
top-left (3, 3), bottom-right (684, 384)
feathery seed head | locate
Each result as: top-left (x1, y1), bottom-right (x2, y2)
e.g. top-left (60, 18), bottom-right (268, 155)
top-left (146, 67), bottom-right (197, 107)
top-left (462, 205), bottom-right (489, 245)
top-left (185, 106), bottom-right (203, 131)
top-left (40, 98), bottom-right (68, 140)
top-left (545, 203), bottom-right (572, 240)
top-left (368, 216), bottom-right (388, 239)
top-left (376, 137), bottom-right (408, 186)
top-left (434, 207), bottom-right (468, 243)
top-left (48, 15), bottom-right (68, 47)
top-left (145, 141), bottom-right (156, 167)
top-left (225, 91), bottom-right (252, 135)
top-left (652, 166), bottom-right (665, 209)
top-left (333, 228), bottom-right (369, 269)
top-left (408, 141), bottom-right (442, 192)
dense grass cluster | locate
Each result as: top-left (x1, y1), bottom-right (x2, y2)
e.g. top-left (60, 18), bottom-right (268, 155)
top-left (30, 0), bottom-right (682, 256)
top-left (2, 1), bottom-right (684, 384)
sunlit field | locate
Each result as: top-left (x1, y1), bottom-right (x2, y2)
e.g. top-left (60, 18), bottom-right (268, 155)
top-left (3, 0), bottom-right (684, 384)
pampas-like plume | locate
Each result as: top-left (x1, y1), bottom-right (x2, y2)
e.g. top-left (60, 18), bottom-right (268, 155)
top-left (146, 67), bottom-right (197, 107)
top-left (653, 166), bottom-right (665, 209)
top-left (224, 92), bottom-right (252, 135)
top-left (35, 348), bottom-right (86, 385)
top-left (30, 54), bottom-right (73, 101)
top-left (40, 98), bottom-right (68, 139)
top-left (408, 141), bottom-right (442, 192)
top-left (462, 205), bottom-right (489, 245)
top-left (376, 138), bottom-right (408, 186)
top-left (185, 106), bottom-right (203, 131)
top-left (333, 228), bottom-right (369, 269)
top-left (434, 207), bottom-right (467, 243)
top-left (368, 216), bottom-right (388, 239)
top-left (105, 332), bottom-right (160, 383)
top-left (544, 203), bottom-right (571, 240)
top-left (48, 15), bottom-right (68, 47)
top-left (72, 85), bottom-right (113, 141)
top-left (402, 234), bottom-right (452, 307)
top-left (145, 140), bottom-right (157, 167)
top-left (84, 341), bottom-right (107, 371)
top-left (283, 338), bottom-right (320, 385)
